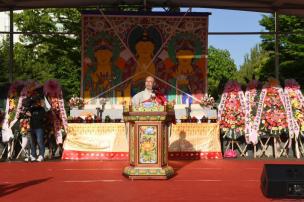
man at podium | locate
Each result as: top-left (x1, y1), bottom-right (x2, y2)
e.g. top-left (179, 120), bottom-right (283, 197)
top-left (132, 76), bottom-right (167, 106)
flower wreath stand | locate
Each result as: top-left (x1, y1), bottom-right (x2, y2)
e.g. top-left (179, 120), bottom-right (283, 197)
top-left (1, 80), bottom-right (25, 160)
top-left (44, 80), bottom-right (68, 159)
top-left (218, 81), bottom-right (247, 157)
top-left (252, 79), bottom-right (289, 158)
top-left (284, 79), bottom-right (304, 158)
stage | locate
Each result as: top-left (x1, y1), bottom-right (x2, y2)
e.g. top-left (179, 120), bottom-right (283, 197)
top-left (1, 159), bottom-right (303, 201)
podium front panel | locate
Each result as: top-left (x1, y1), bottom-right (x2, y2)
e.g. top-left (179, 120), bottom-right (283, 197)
top-left (138, 125), bottom-right (158, 164)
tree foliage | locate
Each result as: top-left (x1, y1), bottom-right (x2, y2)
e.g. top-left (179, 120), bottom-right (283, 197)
top-left (237, 44), bottom-right (269, 86)
top-left (12, 8), bottom-right (81, 99)
top-left (0, 36), bottom-right (9, 84)
top-left (259, 14), bottom-right (304, 83)
top-left (207, 46), bottom-right (237, 99)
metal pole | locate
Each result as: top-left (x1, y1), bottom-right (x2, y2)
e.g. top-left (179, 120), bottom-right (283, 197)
top-left (9, 9), bottom-right (14, 82)
top-left (275, 11), bottom-right (279, 80)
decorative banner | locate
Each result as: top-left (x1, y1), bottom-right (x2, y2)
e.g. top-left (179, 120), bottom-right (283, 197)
top-left (169, 123), bottom-right (222, 159)
top-left (284, 79), bottom-right (304, 137)
top-left (62, 123), bottom-right (222, 160)
top-left (244, 80), bottom-right (261, 144)
top-left (81, 11), bottom-right (209, 105)
top-left (63, 123), bottom-right (128, 152)
top-left (252, 88), bottom-right (266, 140)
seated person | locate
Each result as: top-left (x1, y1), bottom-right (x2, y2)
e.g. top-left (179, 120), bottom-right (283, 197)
top-left (132, 76), bottom-right (167, 106)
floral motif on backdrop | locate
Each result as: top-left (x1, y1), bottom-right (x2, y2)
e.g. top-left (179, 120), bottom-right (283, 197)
top-left (244, 80), bottom-right (262, 143)
top-left (218, 81), bottom-right (246, 140)
top-left (44, 79), bottom-right (68, 145)
top-left (252, 79), bottom-right (288, 138)
top-left (284, 79), bottom-right (304, 137)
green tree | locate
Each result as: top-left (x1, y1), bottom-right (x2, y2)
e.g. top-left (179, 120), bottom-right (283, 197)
top-left (0, 36), bottom-right (10, 108)
top-left (0, 36), bottom-right (9, 84)
top-left (12, 8), bottom-right (81, 99)
top-left (259, 14), bottom-right (304, 84)
top-left (208, 46), bottom-right (237, 100)
top-left (237, 44), bottom-right (269, 85)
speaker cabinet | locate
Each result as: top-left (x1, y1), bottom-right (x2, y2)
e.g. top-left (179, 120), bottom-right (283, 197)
top-left (261, 164), bottom-right (304, 198)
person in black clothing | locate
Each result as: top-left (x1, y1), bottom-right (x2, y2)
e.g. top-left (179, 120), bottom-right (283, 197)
top-left (26, 96), bottom-right (46, 162)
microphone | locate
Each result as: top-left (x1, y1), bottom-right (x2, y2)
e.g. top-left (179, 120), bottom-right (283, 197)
top-left (152, 85), bottom-right (160, 93)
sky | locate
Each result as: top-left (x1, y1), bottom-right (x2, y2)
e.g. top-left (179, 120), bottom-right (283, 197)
top-left (198, 8), bottom-right (268, 69)
top-left (178, 8), bottom-right (269, 69)
top-left (0, 9), bottom-right (270, 68)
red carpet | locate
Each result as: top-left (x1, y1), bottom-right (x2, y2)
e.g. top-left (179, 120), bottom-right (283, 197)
top-left (1, 159), bottom-right (304, 202)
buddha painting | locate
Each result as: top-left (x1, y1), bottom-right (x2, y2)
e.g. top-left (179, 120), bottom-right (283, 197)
top-left (83, 33), bottom-right (121, 101)
top-left (165, 33), bottom-right (207, 104)
top-left (120, 26), bottom-right (164, 98)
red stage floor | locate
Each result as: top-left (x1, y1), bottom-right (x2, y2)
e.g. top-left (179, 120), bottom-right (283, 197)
top-left (1, 159), bottom-right (304, 202)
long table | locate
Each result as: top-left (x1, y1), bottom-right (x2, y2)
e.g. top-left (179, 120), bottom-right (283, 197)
top-left (62, 123), bottom-right (222, 160)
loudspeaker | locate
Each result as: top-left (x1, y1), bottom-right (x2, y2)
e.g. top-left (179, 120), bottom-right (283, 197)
top-left (261, 164), bottom-right (304, 198)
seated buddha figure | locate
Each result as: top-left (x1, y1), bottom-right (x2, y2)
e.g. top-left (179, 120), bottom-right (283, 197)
top-left (165, 36), bottom-right (207, 104)
top-left (121, 30), bottom-right (163, 99)
top-left (175, 39), bottom-right (196, 104)
top-left (83, 38), bottom-right (117, 100)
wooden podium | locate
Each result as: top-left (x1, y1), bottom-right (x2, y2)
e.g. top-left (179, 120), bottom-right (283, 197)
top-left (123, 104), bottom-right (175, 179)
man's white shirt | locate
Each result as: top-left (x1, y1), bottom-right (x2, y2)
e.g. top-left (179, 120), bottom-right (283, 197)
top-left (132, 89), bottom-right (153, 106)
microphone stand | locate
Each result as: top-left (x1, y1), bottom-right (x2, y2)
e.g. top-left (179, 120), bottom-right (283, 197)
top-left (186, 101), bottom-right (191, 120)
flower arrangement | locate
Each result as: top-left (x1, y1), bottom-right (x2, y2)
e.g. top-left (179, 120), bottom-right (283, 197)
top-left (69, 95), bottom-right (84, 109)
top-left (6, 80), bottom-right (26, 125)
top-left (19, 119), bottom-right (30, 135)
top-left (258, 79), bottom-right (288, 136)
top-left (200, 95), bottom-right (215, 108)
top-left (166, 100), bottom-right (175, 112)
top-left (218, 81), bottom-right (246, 139)
top-left (68, 116), bottom-right (83, 123)
top-left (284, 79), bottom-right (304, 134)
top-left (7, 98), bottom-right (18, 124)
top-left (85, 115), bottom-right (94, 123)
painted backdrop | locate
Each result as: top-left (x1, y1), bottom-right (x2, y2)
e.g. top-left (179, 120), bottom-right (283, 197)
top-left (82, 12), bottom-right (209, 105)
